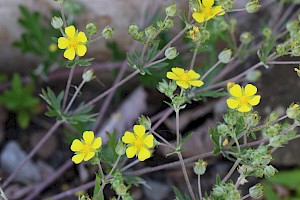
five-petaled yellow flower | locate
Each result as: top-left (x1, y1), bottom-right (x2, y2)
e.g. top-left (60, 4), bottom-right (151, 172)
top-left (226, 83), bottom-right (261, 112)
top-left (58, 25), bottom-right (87, 60)
top-left (70, 131), bottom-right (102, 164)
top-left (167, 67), bottom-right (204, 89)
top-left (192, 0), bottom-right (225, 23)
top-left (122, 125), bottom-right (154, 161)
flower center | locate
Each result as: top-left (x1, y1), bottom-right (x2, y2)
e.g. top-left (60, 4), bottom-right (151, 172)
top-left (69, 38), bottom-right (78, 48)
top-left (239, 96), bottom-right (249, 105)
top-left (135, 138), bottom-right (144, 149)
top-left (180, 73), bottom-right (190, 82)
top-left (82, 144), bottom-right (91, 154)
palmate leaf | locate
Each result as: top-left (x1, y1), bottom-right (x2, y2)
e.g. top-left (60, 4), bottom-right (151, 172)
top-left (67, 103), bottom-right (97, 124)
top-left (173, 187), bottom-right (191, 200)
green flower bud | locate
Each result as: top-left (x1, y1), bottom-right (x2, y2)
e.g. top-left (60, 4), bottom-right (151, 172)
top-left (246, 70), bottom-right (262, 82)
top-left (246, 0), bottom-right (261, 13)
top-left (199, 28), bottom-right (210, 43)
top-left (276, 44), bottom-right (286, 55)
top-left (262, 27), bottom-right (272, 39)
top-left (86, 22), bottom-right (97, 35)
top-left (102, 26), bottom-right (114, 39)
top-left (116, 184), bottom-right (127, 196)
top-left (217, 20), bottom-right (229, 31)
top-left (264, 165), bottom-right (277, 178)
top-left (82, 69), bottom-right (94, 82)
top-left (217, 124), bottom-right (229, 136)
top-left (164, 19), bottom-right (174, 29)
top-left (138, 115), bottom-right (152, 130)
top-left (217, 0), bottom-right (233, 10)
top-left (254, 168), bottom-right (264, 178)
top-left (246, 113), bottom-right (260, 127)
top-left (212, 185), bottom-right (224, 197)
top-left (268, 111), bottom-right (278, 123)
top-left (193, 159), bottom-right (207, 175)
top-left (240, 32), bottom-right (253, 45)
top-left (292, 45), bottom-right (300, 57)
top-left (218, 49), bottom-right (232, 64)
top-left (287, 21), bottom-right (299, 37)
top-left (172, 96), bottom-right (186, 108)
top-left (166, 3), bottom-right (177, 17)
top-left (51, 16), bottom-right (63, 29)
top-left (286, 104), bottom-right (300, 119)
top-left (157, 80), bottom-right (168, 94)
top-left (269, 135), bottom-right (285, 148)
top-left (223, 111), bottom-right (237, 125)
top-left (145, 26), bottom-right (157, 39)
top-left (249, 184), bottom-right (263, 199)
top-left (128, 24), bottom-right (139, 36)
top-left (165, 47), bottom-right (178, 60)
top-left (115, 141), bottom-right (126, 156)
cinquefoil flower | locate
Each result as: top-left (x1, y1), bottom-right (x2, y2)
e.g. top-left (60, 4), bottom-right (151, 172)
top-left (226, 83), bottom-right (261, 112)
top-left (122, 125), bottom-right (154, 161)
top-left (58, 25), bottom-right (87, 60)
top-left (71, 131), bottom-right (102, 164)
top-left (167, 67), bottom-right (204, 89)
top-left (192, 0), bottom-right (225, 23)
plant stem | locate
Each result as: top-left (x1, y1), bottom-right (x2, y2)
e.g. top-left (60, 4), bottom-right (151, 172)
top-left (108, 155), bottom-right (121, 177)
top-left (221, 159), bottom-right (240, 183)
top-left (95, 162), bottom-right (106, 200)
top-left (267, 61), bottom-right (300, 65)
top-left (176, 111), bottom-right (180, 147)
top-left (241, 194), bottom-right (250, 200)
top-left (60, 3), bottom-right (67, 28)
top-left (197, 174), bottom-right (202, 200)
top-left (201, 60), bottom-right (222, 81)
top-left (190, 42), bottom-right (200, 70)
top-left (64, 80), bottom-right (86, 113)
top-left (62, 66), bottom-right (75, 110)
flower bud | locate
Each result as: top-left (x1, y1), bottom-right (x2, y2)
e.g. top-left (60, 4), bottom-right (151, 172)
top-left (51, 16), bottom-right (63, 29)
top-left (246, 0), bottom-right (261, 13)
top-left (246, 113), bottom-right (260, 127)
top-left (240, 32), bottom-right (253, 45)
top-left (217, 124), bottom-right (229, 136)
top-left (116, 184), bottom-right (127, 196)
top-left (166, 3), bottom-right (177, 17)
top-left (115, 141), bottom-right (126, 156)
top-left (86, 22), bottom-right (97, 36)
top-left (165, 47), bottom-right (178, 60)
top-left (128, 24), bottom-right (139, 36)
top-left (227, 81), bottom-right (235, 91)
top-left (138, 115), bottom-right (152, 130)
top-left (145, 26), bottom-right (157, 39)
top-left (164, 19), bottom-right (174, 29)
top-left (102, 26), bottom-right (114, 39)
top-left (218, 49), bottom-right (232, 64)
top-left (217, 20), bottom-right (229, 31)
top-left (292, 45), bottom-right (300, 57)
top-left (262, 27), bottom-right (272, 39)
top-left (193, 160), bottom-right (207, 175)
top-left (212, 185), bottom-right (224, 196)
top-left (249, 183), bottom-right (263, 198)
top-left (246, 70), bottom-right (262, 82)
top-left (269, 135), bottom-right (285, 148)
top-left (286, 103), bottom-right (300, 119)
top-left (276, 44), bottom-right (286, 55)
top-left (268, 111), bottom-right (278, 123)
top-left (82, 69), bottom-right (94, 82)
top-left (264, 165), bottom-right (277, 178)
top-left (157, 80), bottom-right (168, 94)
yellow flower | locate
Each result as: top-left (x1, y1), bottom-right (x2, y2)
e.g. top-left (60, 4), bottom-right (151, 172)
top-left (226, 83), bottom-right (261, 112)
top-left (122, 125), bottom-right (154, 161)
top-left (70, 131), bottom-right (102, 164)
top-left (58, 25), bottom-right (87, 60)
top-left (166, 67), bottom-right (204, 89)
top-left (48, 43), bottom-right (57, 52)
top-left (192, 0), bottom-right (225, 23)
top-left (188, 26), bottom-right (200, 40)
top-left (227, 81), bottom-right (235, 91)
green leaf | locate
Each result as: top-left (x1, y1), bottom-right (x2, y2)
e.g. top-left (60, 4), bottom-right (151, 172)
top-left (173, 187), bottom-right (191, 200)
top-left (209, 127), bottom-right (221, 154)
top-left (263, 182), bottom-right (279, 200)
top-left (93, 174), bottom-right (104, 200)
top-left (17, 111), bottom-right (30, 129)
top-left (235, 116), bottom-right (245, 137)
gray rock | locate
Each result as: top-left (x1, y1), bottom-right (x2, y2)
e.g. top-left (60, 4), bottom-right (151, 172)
top-left (0, 141), bottom-right (41, 183)
top-left (143, 179), bottom-right (170, 200)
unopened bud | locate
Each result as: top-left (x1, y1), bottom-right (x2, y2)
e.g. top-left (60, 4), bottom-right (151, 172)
top-left (212, 185), bottom-right (224, 197)
top-left (82, 69), bottom-right (94, 82)
top-left (165, 47), bottom-right (178, 60)
top-left (102, 26), bottom-right (114, 39)
top-left (246, 0), bottom-right (261, 13)
top-left (166, 3), bottom-right (177, 17)
top-left (276, 44), bottom-right (286, 55)
top-left (240, 32), bottom-right (253, 45)
top-left (116, 184), bottom-right (127, 196)
top-left (86, 22), bottom-right (97, 35)
top-left (286, 103), bottom-right (300, 120)
top-left (249, 183), bottom-right (263, 198)
top-left (145, 26), bottom-right (157, 39)
top-left (218, 49), bottom-right (232, 64)
top-left (115, 141), bottom-right (126, 156)
top-left (193, 159), bottom-right (207, 175)
top-left (246, 70), bottom-right (262, 82)
top-left (138, 115), bottom-right (152, 130)
top-left (264, 165), bottom-right (277, 178)
top-left (128, 24), bottom-right (139, 36)
top-left (51, 16), bottom-right (63, 29)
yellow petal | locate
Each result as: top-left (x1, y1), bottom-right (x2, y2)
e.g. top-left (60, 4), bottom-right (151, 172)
top-left (126, 146), bottom-right (137, 158)
top-left (84, 152), bottom-right (95, 161)
top-left (133, 125), bottom-right (146, 138)
top-left (77, 31), bottom-right (87, 43)
top-left (238, 104), bottom-right (252, 112)
top-left (244, 84), bottom-right (257, 97)
top-left (83, 131), bottom-right (94, 145)
top-left (226, 98), bottom-right (239, 109)
top-left (143, 134), bottom-right (154, 148)
top-left (166, 72), bottom-right (179, 80)
top-left (92, 137), bottom-right (102, 149)
top-left (122, 131), bottom-right (136, 144)
top-left (72, 153), bottom-right (84, 164)
top-left (70, 139), bottom-right (83, 152)
top-left (248, 95), bottom-right (261, 106)
top-left (138, 147), bottom-right (151, 161)
top-left (187, 70), bottom-right (200, 79)
top-left (203, 0), bottom-right (214, 8)
top-left (64, 48), bottom-right (76, 60)
top-left (58, 37), bottom-right (69, 49)
top-left (192, 12), bottom-right (205, 23)
top-left (172, 67), bottom-right (185, 76)
top-left (189, 80), bottom-right (204, 87)
top-left (176, 81), bottom-right (189, 89)
top-left (65, 25), bottom-right (76, 38)
top-left (76, 45), bottom-right (87, 56)
top-left (213, 6), bottom-right (225, 16)
top-left (229, 84), bottom-right (242, 97)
